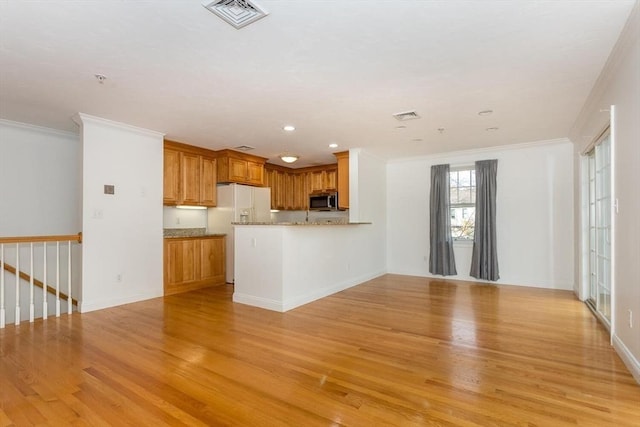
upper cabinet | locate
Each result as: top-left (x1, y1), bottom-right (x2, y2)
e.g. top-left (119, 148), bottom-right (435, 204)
top-left (308, 167), bottom-right (337, 193)
top-left (216, 150), bottom-right (267, 186)
top-left (334, 151), bottom-right (349, 209)
top-left (163, 148), bottom-right (181, 205)
top-left (264, 164), bottom-right (308, 210)
top-left (164, 140), bottom-right (217, 207)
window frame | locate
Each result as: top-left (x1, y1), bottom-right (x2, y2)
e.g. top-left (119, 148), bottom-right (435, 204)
top-left (449, 165), bottom-right (476, 241)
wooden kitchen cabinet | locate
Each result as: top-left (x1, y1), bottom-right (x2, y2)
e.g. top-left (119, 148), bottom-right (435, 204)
top-left (217, 150), bottom-right (267, 186)
top-left (164, 239), bottom-right (199, 292)
top-left (164, 140), bottom-right (217, 207)
top-left (200, 157), bottom-right (217, 206)
top-left (164, 235), bottom-right (226, 295)
top-left (264, 164), bottom-right (309, 210)
top-left (181, 153), bottom-right (201, 205)
top-left (308, 167), bottom-right (337, 193)
top-left (163, 148), bottom-right (181, 205)
top-left (334, 151), bottom-right (349, 209)
top-left (199, 237), bottom-right (225, 284)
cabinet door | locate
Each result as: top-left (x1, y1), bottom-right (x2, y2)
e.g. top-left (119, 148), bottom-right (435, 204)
top-left (293, 172), bottom-right (307, 210)
top-left (200, 157), bottom-right (217, 207)
top-left (324, 169), bottom-right (337, 192)
top-left (229, 158), bottom-right (248, 182)
top-left (165, 239), bottom-right (199, 287)
top-left (309, 171), bottom-right (325, 193)
top-left (336, 152), bottom-right (349, 209)
top-left (181, 153), bottom-right (201, 204)
top-left (200, 237), bottom-right (225, 283)
top-left (246, 161), bottom-right (264, 186)
top-left (163, 149), bottom-right (181, 204)
top-left (276, 170), bottom-right (287, 210)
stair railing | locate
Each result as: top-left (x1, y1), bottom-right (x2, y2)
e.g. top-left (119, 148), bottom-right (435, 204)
top-left (0, 233), bottom-right (82, 328)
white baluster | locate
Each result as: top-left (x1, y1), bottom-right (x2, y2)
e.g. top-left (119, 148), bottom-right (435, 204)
top-left (29, 242), bottom-right (34, 322)
top-left (56, 241), bottom-right (60, 317)
top-left (43, 242), bottom-right (48, 320)
top-left (1, 244), bottom-right (5, 329)
top-left (15, 243), bottom-right (20, 325)
top-left (67, 241), bottom-right (72, 315)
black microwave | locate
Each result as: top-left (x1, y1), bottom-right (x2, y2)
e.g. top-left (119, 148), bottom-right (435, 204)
top-left (309, 192), bottom-right (338, 211)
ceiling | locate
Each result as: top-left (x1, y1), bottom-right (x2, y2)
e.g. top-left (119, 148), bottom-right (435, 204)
top-left (0, 1), bottom-right (635, 167)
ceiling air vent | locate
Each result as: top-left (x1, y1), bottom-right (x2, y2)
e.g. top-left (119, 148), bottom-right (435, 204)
top-left (201, 0), bottom-right (269, 29)
top-left (392, 110), bottom-right (420, 121)
top-left (234, 145), bottom-right (255, 151)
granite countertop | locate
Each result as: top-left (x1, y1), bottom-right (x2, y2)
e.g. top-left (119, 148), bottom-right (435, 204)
top-left (163, 228), bottom-right (226, 238)
top-left (231, 221), bottom-right (372, 226)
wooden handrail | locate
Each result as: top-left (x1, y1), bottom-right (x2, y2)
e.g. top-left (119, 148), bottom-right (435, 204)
top-left (0, 232), bottom-right (82, 244)
top-left (2, 262), bottom-right (78, 306)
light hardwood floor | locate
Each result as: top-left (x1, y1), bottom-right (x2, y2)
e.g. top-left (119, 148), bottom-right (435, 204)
top-left (1, 274), bottom-right (639, 426)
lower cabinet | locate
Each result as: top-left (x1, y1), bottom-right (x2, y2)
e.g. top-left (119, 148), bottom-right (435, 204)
top-left (164, 235), bottom-right (226, 295)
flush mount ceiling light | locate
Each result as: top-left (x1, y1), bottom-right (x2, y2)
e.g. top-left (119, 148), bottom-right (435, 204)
top-left (201, 0), bottom-right (269, 29)
top-left (283, 125), bottom-right (296, 132)
top-left (234, 145), bottom-right (255, 151)
top-left (478, 109), bottom-right (493, 116)
top-left (280, 154), bottom-right (299, 163)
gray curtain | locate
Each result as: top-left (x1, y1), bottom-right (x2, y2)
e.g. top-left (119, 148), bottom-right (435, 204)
top-left (429, 164), bottom-right (457, 276)
top-left (470, 159), bottom-right (499, 281)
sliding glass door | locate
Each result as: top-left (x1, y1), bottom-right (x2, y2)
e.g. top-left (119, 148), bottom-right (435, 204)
top-left (587, 131), bottom-right (612, 327)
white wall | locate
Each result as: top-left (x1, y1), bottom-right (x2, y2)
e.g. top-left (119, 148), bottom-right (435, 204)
top-left (387, 140), bottom-right (574, 290)
top-left (163, 206), bottom-right (208, 229)
top-left (569, 2), bottom-right (639, 382)
top-left (77, 113), bottom-right (164, 312)
top-left (0, 119), bottom-right (80, 236)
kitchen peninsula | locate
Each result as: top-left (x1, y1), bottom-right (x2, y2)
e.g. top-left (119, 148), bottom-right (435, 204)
top-left (232, 221), bottom-right (378, 312)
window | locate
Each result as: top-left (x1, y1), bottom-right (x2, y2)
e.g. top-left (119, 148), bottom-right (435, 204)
top-left (450, 167), bottom-right (475, 240)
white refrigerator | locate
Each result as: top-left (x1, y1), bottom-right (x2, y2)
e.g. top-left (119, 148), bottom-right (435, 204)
top-left (208, 183), bottom-right (271, 283)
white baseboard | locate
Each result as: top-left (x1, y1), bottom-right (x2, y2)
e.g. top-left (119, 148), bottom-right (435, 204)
top-left (233, 270), bottom-right (386, 313)
top-left (232, 293), bottom-right (285, 312)
top-left (282, 270), bottom-right (386, 312)
top-left (612, 334), bottom-right (640, 385)
top-left (79, 291), bottom-right (163, 313)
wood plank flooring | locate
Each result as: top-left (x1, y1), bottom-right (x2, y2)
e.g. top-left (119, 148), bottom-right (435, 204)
top-left (1, 274), bottom-right (639, 426)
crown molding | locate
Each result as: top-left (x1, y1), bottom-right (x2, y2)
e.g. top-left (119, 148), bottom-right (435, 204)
top-left (0, 118), bottom-right (78, 139)
top-left (74, 113), bottom-right (165, 138)
top-left (569, 1), bottom-right (639, 142)
top-left (387, 138), bottom-right (572, 165)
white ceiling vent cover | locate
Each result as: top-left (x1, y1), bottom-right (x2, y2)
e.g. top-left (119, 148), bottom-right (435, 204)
top-left (201, 0), bottom-right (269, 29)
top-left (392, 111), bottom-right (421, 121)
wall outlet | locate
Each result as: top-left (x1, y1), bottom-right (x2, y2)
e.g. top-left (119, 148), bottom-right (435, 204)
top-left (116, 274), bottom-right (122, 283)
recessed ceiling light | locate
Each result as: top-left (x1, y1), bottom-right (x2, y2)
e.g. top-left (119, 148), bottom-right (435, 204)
top-left (94, 74), bottom-right (107, 84)
top-left (412, 138), bottom-right (423, 142)
top-left (395, 125), bottom-right (407, 129)
top-left (283, 125), bottom-right (295, 132)
top-left (486, 127), bottom-right (499, 131)
top-left (328, 143), bottom-right (338, 148)
top-left (478, 110), bottom-right (493, 116)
